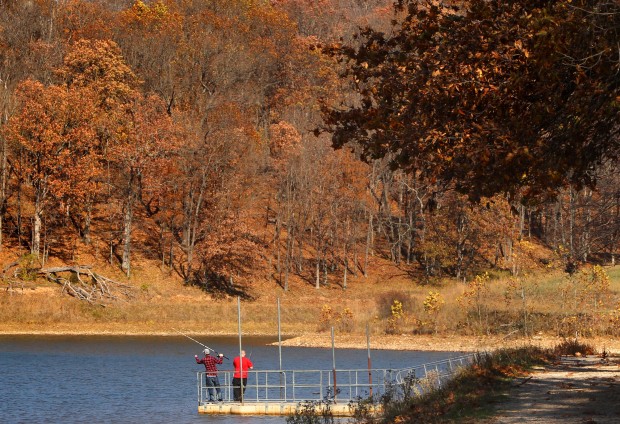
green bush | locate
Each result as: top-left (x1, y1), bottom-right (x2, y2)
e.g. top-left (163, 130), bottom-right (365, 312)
top-left (18, 253), bottom-right (40, 281)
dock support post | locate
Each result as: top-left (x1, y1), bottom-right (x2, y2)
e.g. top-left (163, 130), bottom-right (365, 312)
top-left (238, 296), bottom-right (243, 404)
top-left (277, 297), bottom-right (283, 400)
top-left (331, 326), bottom-right (337, 402)
top-left (367, 323), bottom-right (372, 396)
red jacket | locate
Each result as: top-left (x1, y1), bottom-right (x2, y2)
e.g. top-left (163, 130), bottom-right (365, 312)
top-left (233, 356), bottom-right (253, 378)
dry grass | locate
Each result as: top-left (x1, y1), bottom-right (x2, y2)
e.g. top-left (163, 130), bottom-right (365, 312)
top-left (1, 243), bottom-right (619, 341)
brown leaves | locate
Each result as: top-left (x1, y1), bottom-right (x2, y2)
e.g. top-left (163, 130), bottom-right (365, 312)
top-left (269, 121), bottom-right (302, 163)
top-left (5, 79), bottom-right (100, 206)
top-left (323, 0), bottom-right (620, 203)
top-left (59, 39), bottom-right (140, 110)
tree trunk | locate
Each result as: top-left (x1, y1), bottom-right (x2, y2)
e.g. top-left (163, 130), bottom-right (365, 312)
top-left (552, 202), bottom-right (560, 249)
top-left (169, 237), bottom-right (174, 269)
top-left (182, 169), bottom-right (208, 283)
top-left (323, 260), bottom-right (328, 287)
top-left (32, 188), bottom-right (43, 257)
top-left (518, 204), bottom-right (525, 240)
top-left (406, 204), bottom-right (414, 264)
top-left (558, 198), bottom-right (566, 248)
top-left (121, 172), bottom-right (136, 277)
top-left (0, 128), bottom-right (6, 250)
top-left (297, 237), bottom-right (303, 274)
top-left (284, 223), bottom-right (292, 291)
top-left (582, 188), bottom-right (592, 262)
top-left (454, 209), bottom-right (467, 280)
top-left (343, 217), bottom-right (349, 289)
top-left (32, 211), bottom-right (41, 258)
top-left (160, 225), bottom-right (165, 267)
top-left (363, 212), bottom-right (373, 277)
top-left (83, 202), bottom-right (92, 244)
top-left (315, 260), bottom-right (320, 289)
top-left (17, 174), bottom-right (23, 247)
top-left (121, 197), bottom-right (133, 277)
top-left (612, 193), bottom-right (619, 266)
top-left (569, 188), bottom-right (575, 257)
top-left (275, 213), bottom-right (282, 287)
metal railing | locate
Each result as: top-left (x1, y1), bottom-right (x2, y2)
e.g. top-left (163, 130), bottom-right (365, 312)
top-left (395, 353), bottom-right (478, 385)
top-left (390, 353), bottom-right (481, 398)
top-left (197, 353), bottom-right (478, 405)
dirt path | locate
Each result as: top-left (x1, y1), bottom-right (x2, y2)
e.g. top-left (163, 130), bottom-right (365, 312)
top-left (489, 356), bottom-right (620, 423)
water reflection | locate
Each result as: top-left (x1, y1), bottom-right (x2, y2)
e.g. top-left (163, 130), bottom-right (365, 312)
top-left (0, 335), bottom-right (462, 423)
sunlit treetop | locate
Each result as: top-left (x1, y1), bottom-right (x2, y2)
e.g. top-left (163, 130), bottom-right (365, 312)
top-left (321, 0), bottom-right (620, 203)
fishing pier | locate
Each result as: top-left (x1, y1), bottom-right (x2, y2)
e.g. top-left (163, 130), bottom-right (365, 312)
top-left (196, 354), bottom-right (477, 416)
top-left (186, 297), bottom-right (479, 416)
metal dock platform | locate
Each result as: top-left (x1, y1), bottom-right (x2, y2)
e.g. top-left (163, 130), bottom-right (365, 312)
top-left (199, 401), bottom-right (357, 416)
top-left (197, 354), bottom-right (477, 416)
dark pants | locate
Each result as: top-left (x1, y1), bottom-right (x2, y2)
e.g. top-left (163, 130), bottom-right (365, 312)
top-left (232, 377), bottom-right (248, 401)
top-left (205, 375), bottom-right (222, 401)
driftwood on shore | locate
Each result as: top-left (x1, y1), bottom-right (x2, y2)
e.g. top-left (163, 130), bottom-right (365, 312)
top-left (2, 261), bottom-right (134, 304)
top-left (37, 265), bottom-right (134, 305)
top-left (2, 260), bottom-right (23, 294)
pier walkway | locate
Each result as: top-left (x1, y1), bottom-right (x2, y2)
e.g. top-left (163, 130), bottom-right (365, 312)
top-left (197, 353), bottom-right (477, 416)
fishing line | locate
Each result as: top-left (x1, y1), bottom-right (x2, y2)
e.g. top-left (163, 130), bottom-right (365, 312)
top-left (172, 328), bottom-right (230, 359)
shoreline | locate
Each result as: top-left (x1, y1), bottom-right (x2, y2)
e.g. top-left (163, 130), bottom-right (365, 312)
top-left (270, 333), bottom-right (620, 353)
top-left (2, 326), bottom-right (618, 353)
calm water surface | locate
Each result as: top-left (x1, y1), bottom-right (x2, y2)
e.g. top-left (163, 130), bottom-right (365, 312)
top-left (0, 335), bottom-right (462, 423)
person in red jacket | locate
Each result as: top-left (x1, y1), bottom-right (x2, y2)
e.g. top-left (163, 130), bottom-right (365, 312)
top-left (195, 348), bottom-right (224, 402)
top-left (232, 350), bottom-right (253, 401)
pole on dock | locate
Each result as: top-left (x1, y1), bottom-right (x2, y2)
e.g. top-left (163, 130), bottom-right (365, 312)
top-left (331, 326), bottom-right (337, 402)
top-left (366, 323), bottom-right (373, 396)
top-left (237, 296), bottom-right (243, 404)
top-left (277, 297), bottom-right (283, 400)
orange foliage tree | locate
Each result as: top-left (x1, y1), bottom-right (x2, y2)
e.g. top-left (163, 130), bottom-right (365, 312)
top-left (3, 80), bottom-right (98, 257)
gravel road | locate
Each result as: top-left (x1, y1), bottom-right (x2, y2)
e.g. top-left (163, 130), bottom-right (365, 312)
top-left (489, 356), bottom-right (620, 423)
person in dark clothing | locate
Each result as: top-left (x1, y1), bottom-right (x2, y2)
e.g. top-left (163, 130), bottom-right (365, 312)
top-left (232, 350), bottom-right (253, 401)
top-left (195, 348), bottom-right (224, 402)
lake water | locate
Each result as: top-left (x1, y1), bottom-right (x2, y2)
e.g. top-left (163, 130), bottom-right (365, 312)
top-left (0, 335), bottom-right (462, 423)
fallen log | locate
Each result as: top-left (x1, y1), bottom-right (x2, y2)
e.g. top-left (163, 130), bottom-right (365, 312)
top-left (2, 260), bottom-right (20, 277)
top-left (37, 265), bottom-right (134, 305)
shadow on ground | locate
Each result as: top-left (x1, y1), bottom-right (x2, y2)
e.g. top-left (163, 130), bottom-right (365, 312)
top-left (490, 356), bottom-right (620, 423)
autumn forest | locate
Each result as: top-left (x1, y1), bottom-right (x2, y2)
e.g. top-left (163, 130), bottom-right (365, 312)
top-left (0, 0), bottom-right (618, 326)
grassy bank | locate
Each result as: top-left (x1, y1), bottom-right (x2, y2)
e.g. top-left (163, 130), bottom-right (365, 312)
top-left (329, 342), bottom-right (594, 424)
top-left (286, 344), bottom-right (572, 424)
top-left (352, 341), bottom-right (601, 423)
top-left (378, 346), bottom-right (555, 423)
top-left (2, 252), bottom-right (619, 345)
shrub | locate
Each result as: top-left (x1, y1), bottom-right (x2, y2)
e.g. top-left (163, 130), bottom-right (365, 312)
top-left (18, 253), bottom-right (40, 281)
top-left (317, 304), bottom-right (355, 333)
top-left (423, 291), bottom-right (444, 334)
top-left (376, 291), bottom-right (414, 319)
top-left (554, 339), bottom-right (596, 356)
top-left (385, 299), bottom-right (405, 335)
top-left (339, 307), bottom-right (354, 333)
top-left (286, 391), bottom-right (336, 424)
top-left (318, 305), bottom-right (334, 332)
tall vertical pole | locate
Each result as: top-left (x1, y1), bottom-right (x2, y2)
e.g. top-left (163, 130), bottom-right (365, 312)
top-left (277, 297), bottom-right (283, 400)
top-left (237, 296), bottom-right (243, 404)
top-left (366, 323), bottom-right (373, 396)
top-left (331, 326), bottom-right (337, 402)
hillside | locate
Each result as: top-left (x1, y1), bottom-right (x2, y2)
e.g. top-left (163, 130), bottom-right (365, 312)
top-left (2, 237), bottom-right (619, 354)
top-left (0, 1), bottom-right (618, 349)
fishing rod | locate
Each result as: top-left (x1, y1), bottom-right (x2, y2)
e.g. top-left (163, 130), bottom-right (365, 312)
top-left (172, 328), bottom-right (230, 359)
